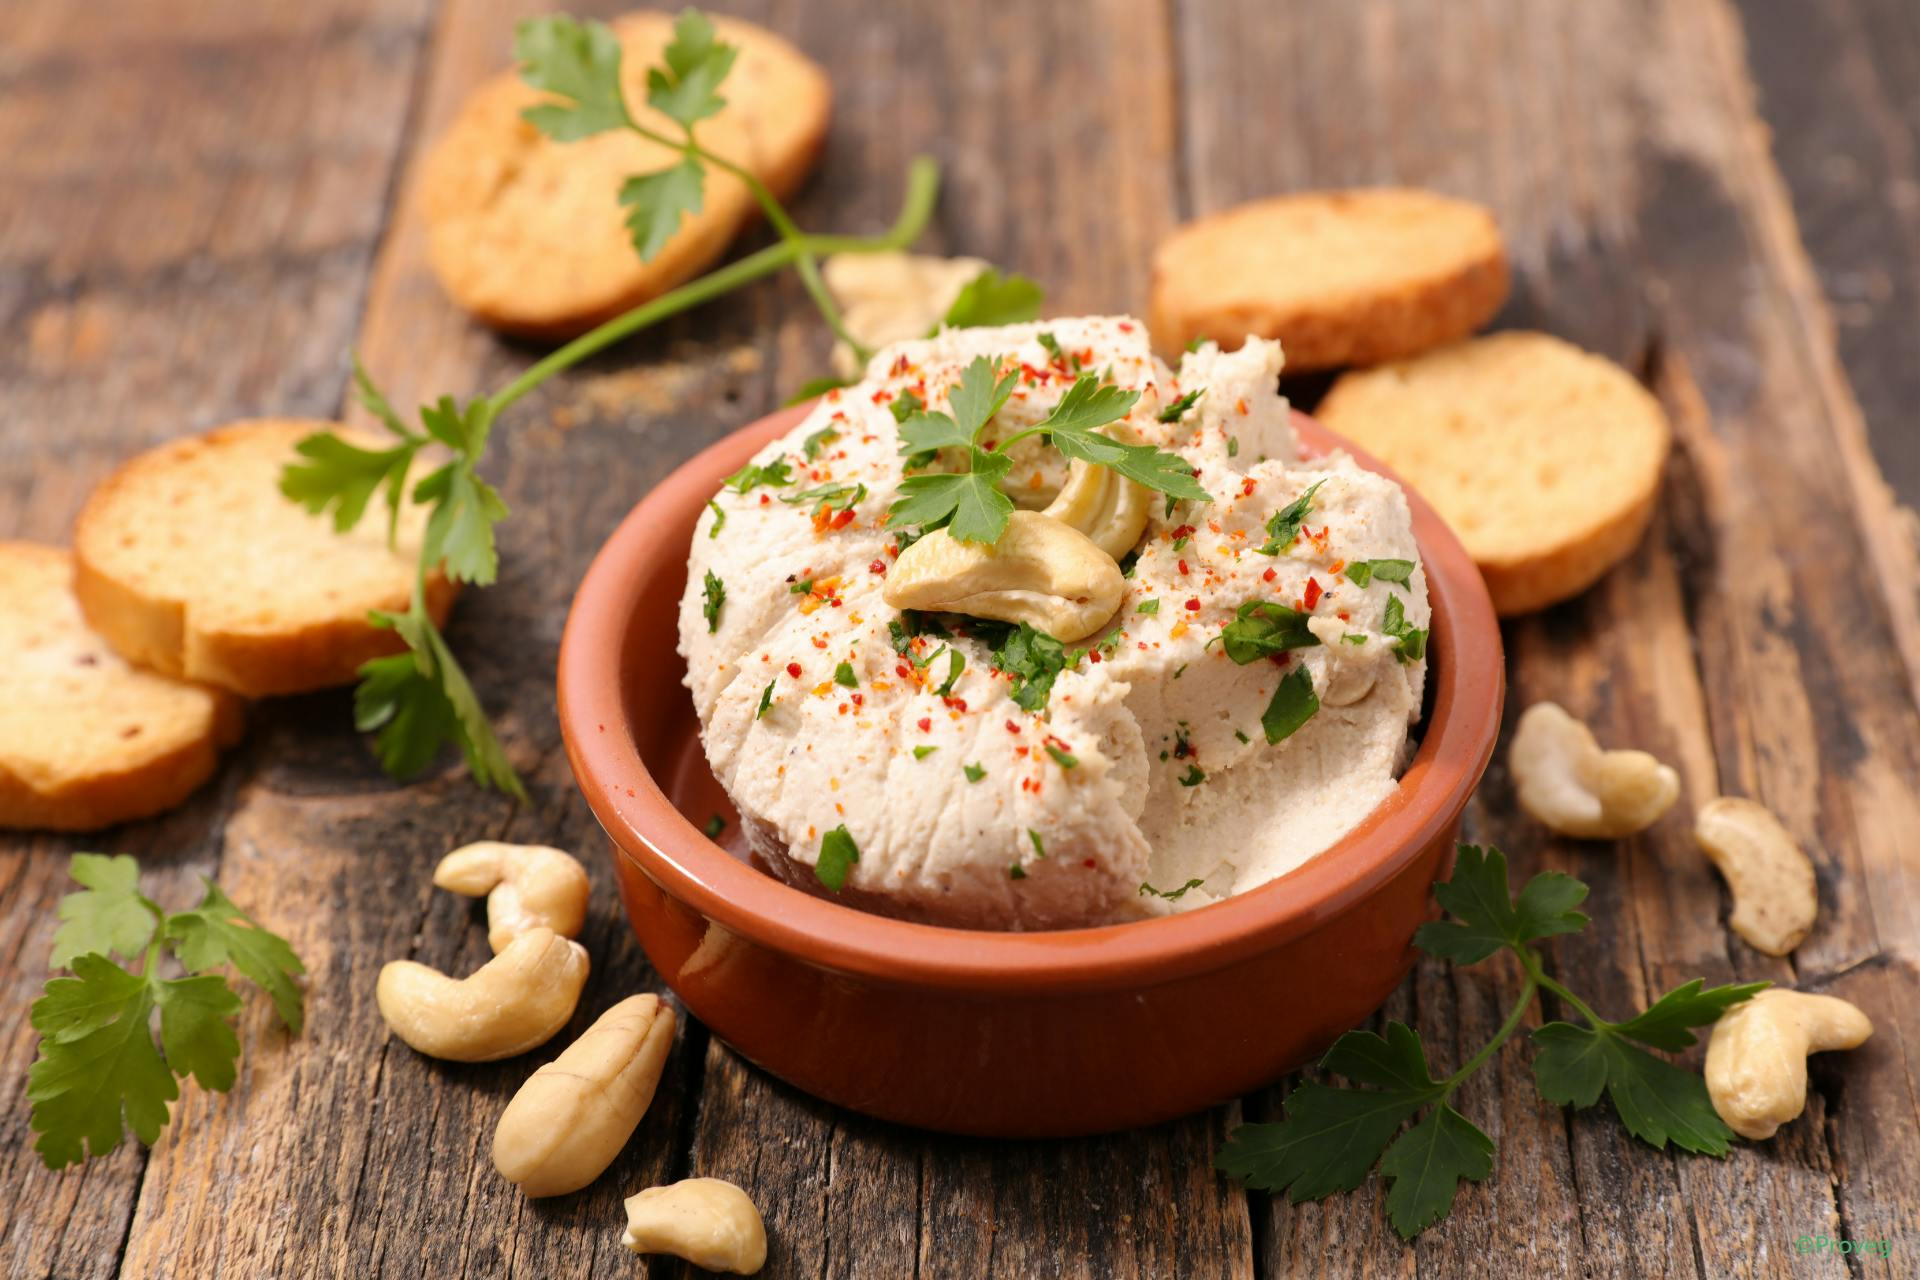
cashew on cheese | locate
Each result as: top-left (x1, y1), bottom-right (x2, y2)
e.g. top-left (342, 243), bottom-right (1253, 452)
top-left (433, 841), bottom-right (591, 954)
top-left (623, 1177), bottom-right (768, 1275)
top-left (882, 510), bottom-right (1124, 643)
top-left (376, 927), bottom-right (590, 1062)
top-left (1694, 797), bottom-right (1820, 956)
top-left (1509, 702), bottom-right (1681, 838)
top-left (1038, 423), bottom-right (1154, 559)
top-left (1705, 989), bottom-right (1872, 1139)
top-left (493, 994), bottom-right (677, 1197)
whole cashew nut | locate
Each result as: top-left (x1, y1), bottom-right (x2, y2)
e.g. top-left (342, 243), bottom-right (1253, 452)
top-left (623, 1177), bottom-right (768, 1275)
top-left (883, 510), bottom-right (1124, 642)
top-left (493, 994), bottom-right (677, 1197)
top-left (1694, 797), bottom-right (1819, 956)
top-left (1307, 615), bottom-right (1380, 707)
top-left (1040, 420), bottom-right (1153, 559)
top-left (1705, 989), bottom-right (1872, 1139)
top-left (376, 927), bottom-right (589, 1062)
top-left (1509, 702), bottom-right (1681, 838)
top-left (433, 841), bottom-right (591, 954)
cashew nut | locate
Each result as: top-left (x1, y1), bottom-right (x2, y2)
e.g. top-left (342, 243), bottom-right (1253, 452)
top-left (1694, 797), bottom-right (1819, 956)
top-left (1307, 615), bottom-right (1380, 707)
top-left (623, 1177), bottom-right (767, 1275)
top-left (433, 841), bottom-right (591, 954)
top-left (1509, 702), bottom-right (1681, 838)
top-left (1705, 989), bottom-right (1872, 1139)
top-left (376, 927), bottom-right (590, 1062)
top-left (1039, 421), bottom-right (1153, 559)
top-left (822, 251), bottom-right (989, 379)
top-left (883, 510), bottom-right (1124, 642)
top-left (493, 994), bottom-right (677, 1197)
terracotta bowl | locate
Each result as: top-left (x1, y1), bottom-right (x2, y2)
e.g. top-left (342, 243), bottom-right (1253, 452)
top-left (558, 406), bottom-right (1503, 1137)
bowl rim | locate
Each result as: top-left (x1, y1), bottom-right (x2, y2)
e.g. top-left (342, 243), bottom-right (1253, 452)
top-left (559, 403), bottom-right (1503, 995)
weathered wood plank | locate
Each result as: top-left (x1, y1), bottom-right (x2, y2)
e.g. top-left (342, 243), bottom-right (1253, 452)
top-left (0, 2), bottom-right (436, 1277)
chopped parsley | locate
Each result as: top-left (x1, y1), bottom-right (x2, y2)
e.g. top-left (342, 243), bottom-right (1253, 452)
top-left (1179, 764), bottom-right (1206, 787)
top-left (1009, 863), bottom-right (1028, 880)
top-left (833, 662), bottom-right (858, 688)
top-left (1382, 594), bottom-right (1429, 663)
top-left (756, 681), bottom-right (775, 719)
top-left (1259, 480), bottom-right (1325, 555)
top-left (936, 648), bottom-right (965, 697)
top-left (706, 499), bottom-right (726, 538)
top-left (815, 825), bottom-right (859, 892)
top-left (888, 612), bottom-right (948, 667)
top-left (789, 579), bottom-right (814, 594)
top-left (1119, 549), bottom-right (1140, 579)
top-left (992, 623), bottom-right (1075, 712)
top-left (721, 458), bottom-right (793, 493)
top-left (1219, 600), bottom-right (1320, 664)
top-left (701, 570), bottom-right (725, 632)
top-left (1136, 598), bottom-right (1161, 615)
top-left (964, 762), bottom-right (986, 783)
top-left (1261, 666), bottom-right (1319, 743)
top-left (1140, 877), bottom-right (1205, 900)
top-left (1172, 536), bottom-right (1190, 552)
top-left (702, 814), bottom-right (726, 839)
top-left (1027, 829), bottom-right (1047, 858)
top-left (1185, 335), bottom-right (1209, 352)
top-left (1347, 558), bottom-right (1415, 588)
top-left (1037, 331), bottom-right (1082, 370)
top-left (913, 745), bottom-right (938, 760)
top-left (1157, 388), bottom-right (1204, 423)
top-left (1045, 743), bottom-right (1078, 769)
top-left (1227, 436), bottom-right (1240, 458)
top-left (1343, 633), bottom-right (1369, 645)
top-left (780, 481), bottom-right (867, 513)
top-left (1234, 730), bottom-right (1251, 744)
top-left (802, 425), bottom-right (841, 460)
top-left (887, 389), bottom-right (924, 424)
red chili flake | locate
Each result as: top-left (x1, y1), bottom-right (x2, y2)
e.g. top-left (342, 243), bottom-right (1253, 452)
top-left (1016, 746), bottom-right (1030, 758)
top-left (1088, 651), bottom-right (1101, 663)
top-left (869, 559), bottom-right (887, 575)
top-left (786, 662), bottom-right (802, 678)
top-left (1235, 398), bottom-right (1249, 415)
top-left (1005, 720), bottom-right (1021, 734)
top-left (1083, 858), bottom-right (1097, 869)
top-left (851, 693), bottom-right (865, 707)
top-left (942, 697), bottom-right (968, 712)
top-left (830, 510), bottom-right (855, 531)
top-left (896, 664), bottom-right (912, 679)
top-left (917, 717), bottom-right (931, 732)
top-left (838, 703), bottom-right (849, 715)
top-left (1336, 610), bottom-right (1350, 622)
top-left (1303, 578), bottom-right (1323, 610)
top-left (1178, 559), bottom-right (1190, 576)
top-left (829, 599), bottom-right (843, 608)
top-left (811, 636), bottom-right (828, 649)
top-left (1170, 524), bottom-right (1196, 541)
top-left (759, 494), bottom-right (771, 505)
top-left (1241, 478), bottom-right (1257, 498)
top-left (1263, 567), bottom-right (1277, 582)
top-left (1118, 321), bottom-right (1135, 332)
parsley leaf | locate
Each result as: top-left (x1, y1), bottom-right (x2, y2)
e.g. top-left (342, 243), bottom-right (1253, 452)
top-left (993, 623), bottom-right (1073, 712)
top-left (1347, 558), bottom-right (1415, 588)
top-left (1157, 388), bottom-right (1204, 423)
top-left (619, 158), bottom-right (706, 262)
top-left (802, 425), bottom-right (842, 459)
top-left (707, 499), bottom-right (726, 537)
top-left (51, 854), bottom-right (157, 967)
top-left (1530, 1025), bottom-right (1739, 1154)
top-left (1046, 743), bottom-right (1078, 768)
top-left (1178, 763), bottom-right (1205, 786)
top-left (702, 570), bottom-right (725, 632)
top-left (1035, 377), bottom-right (1211, 503)
top-left (816, 825), bottom-right (859, 892)
top-left (1260, 666), bottom-right (1319, 743)
top-left (723, 458), bottom-right (793, 493)
top-left (1259, 480), bottom-right (1325, 556)
top-left (1413, 845), bottom-right (1588, 964)
top-left (781, 481), bottom-right (866, 513)
top-left (913, 745), bottom-right (938, 760)
top-left (833, 661), bottom-right (858, 688)
top-left (963, 762), bottom-right (986, 783)
top-left (1611, 979), bottom-right (1774, 1052)
top-left (357, 607), bottom-right (523, 799)
top-left (28, 857), bottom-right (304, 1170)
top-left (1139, 877), bottom-right (1205, 900)
top-left (1036, 331), bottom-right (1081, 369)
top-left (1379, 1105), bottom-right (1497, 1236)
top-left (756, 680), bottom-right (775, 719)
top-left (645, 9), bottom-right (736, 127)
top-left (1382, 594), bottom-right (1428, 663)
top-left (515, 15), bottom-right (635, 139)
top-left (936, 648), bottom-right (965, 697)
top-left (939, 268), bottom-right (1043, 330)
top-left (1136, 598), bottom-right (1160, 615)
top-left (1220, 600), bottom-right (1320, 664)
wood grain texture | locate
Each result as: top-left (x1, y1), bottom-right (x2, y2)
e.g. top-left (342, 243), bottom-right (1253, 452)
top-left (3, 0), bottom-right (1918, 1276)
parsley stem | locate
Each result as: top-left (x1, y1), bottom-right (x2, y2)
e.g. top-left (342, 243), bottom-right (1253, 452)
top-left (1441, 972), bottom-right (1539, 1094)
top-left (1516, 947), bottom-right (1610, 1027)
top-left (485, 156), bottom-right (938, 417)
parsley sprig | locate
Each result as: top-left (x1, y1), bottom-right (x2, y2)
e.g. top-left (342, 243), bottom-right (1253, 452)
top-left (281, 10), bottom-right (942, 795)
top-left (885, 355), bottom-right (1210, 545)
top-left (1217, 845), bottom-right (1766, 1237)
top-left (28, 855), bottom-right (306, 1170)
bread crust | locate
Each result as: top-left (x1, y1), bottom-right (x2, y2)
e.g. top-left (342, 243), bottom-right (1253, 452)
top-left (0, 543), bottom-right (244, 831)
top-left (73, 420), bottom-right (456, 697)
top-left (1149, 189), bottom-right (1510, 371)
top-left (420, 11), bottom-right (833, 339)
top-left (1317, 331), bottom-right (1671, 616)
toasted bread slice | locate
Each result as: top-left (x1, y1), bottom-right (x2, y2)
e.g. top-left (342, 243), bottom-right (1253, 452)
top-left (420, 11), bottom-right (832, 338)
top-left (0, 543), bottom-right (243, 830)
top-left (73, 420), bottom-right (455, 696)
top-left (1317, 332), bottom-right (1670, 615)
top-left (1149, 189), bottom-right (1509, 370)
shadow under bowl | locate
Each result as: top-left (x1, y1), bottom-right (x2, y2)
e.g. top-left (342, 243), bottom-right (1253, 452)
top-left (558, 406), bottom-right (1503, 1137)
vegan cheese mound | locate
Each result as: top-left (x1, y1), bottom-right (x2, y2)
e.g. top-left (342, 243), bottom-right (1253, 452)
top-left (679, 317), bottom-right (1430, 930)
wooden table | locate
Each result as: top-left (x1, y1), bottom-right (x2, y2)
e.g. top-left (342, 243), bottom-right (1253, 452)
top-left (5, 1), bottom-right (1917, 1275)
